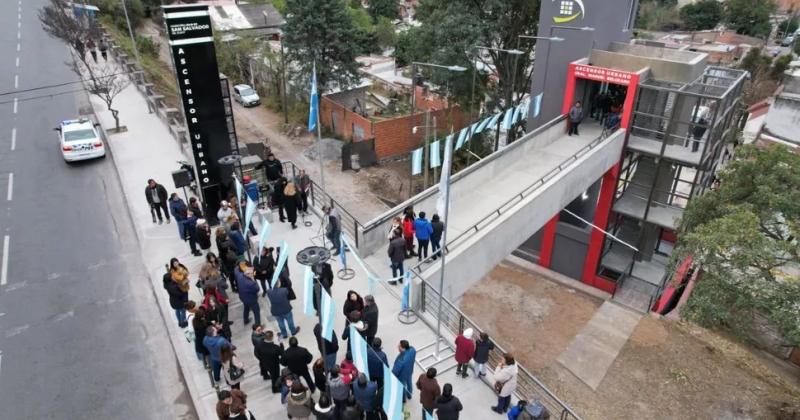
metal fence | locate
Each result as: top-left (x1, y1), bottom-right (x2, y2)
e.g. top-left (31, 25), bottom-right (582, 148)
top-left (417, 279), bottom-right (582, 420)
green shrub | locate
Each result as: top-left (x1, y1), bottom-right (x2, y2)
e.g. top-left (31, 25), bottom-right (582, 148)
top-left (136, 35), bottom-right (159, 58)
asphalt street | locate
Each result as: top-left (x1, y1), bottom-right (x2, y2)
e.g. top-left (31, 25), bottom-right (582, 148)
top-left (0, 0), bottom-right (195, 418)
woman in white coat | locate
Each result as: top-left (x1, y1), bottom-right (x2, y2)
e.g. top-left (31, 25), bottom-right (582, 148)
top-left (491, 353), bottom-right (518, 414)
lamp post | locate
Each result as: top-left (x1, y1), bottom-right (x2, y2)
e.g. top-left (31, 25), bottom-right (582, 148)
top-left (411, 118), bottom-right (437, 189)
top-left (408, 62), bottom-right (466, 190)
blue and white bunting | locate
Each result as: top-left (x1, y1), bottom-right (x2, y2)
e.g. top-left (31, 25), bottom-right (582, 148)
top-left (425, 411), bottom-right (435, 420)
top-left (487, 112), bottom-right (502, 131)
top-left (383, 365), bottom-right (404, 420)
top-left (411, 147), bottom-right (424, 175)
top-left (401, 271), bottom-right (411, 311)
top-left (475, 115), bottom-right (493, 134)
top-left (502, 107), bottom-right (515, 131)
top-left (339, 233), bottom-right (348, 267)
top-left (455, 127), bottom-right (468, 150)
top-left (303, 265), bottom-right (314, 316)
top-left (256, 215), bottom-right (272, 260)
top-left (320, 289), bottom-right (335, 341)
top-left (270, 240), bottom-right (289, 288)
top-left (234, 176), bottom-right (243, 211)
top-left (532, 93), bottom-right (542, 118)
top-left (349, 325), bottom-right (370, 378)
top-left (429, 140), bottom-right (441, 168)
top-left (243, 197), bottom-right (257, 238)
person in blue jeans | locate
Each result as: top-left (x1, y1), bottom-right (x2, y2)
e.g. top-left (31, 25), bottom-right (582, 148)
top-left (202, 325), bottom-right (231, 382)
top-left (237, 265), bottom-right (261, 325)
top-left (268, 279), bottom-right (300, 338)
top-left (162, 270), bottom-right (188, 327)
top-left (413, 212), bottom-right (434, 261)
top-left (168, 193), bottom-right (188, 240)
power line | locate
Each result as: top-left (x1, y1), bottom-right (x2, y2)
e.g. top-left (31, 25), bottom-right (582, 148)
top-left (0, 88), bottom-right (88, 106)
top-left (0, 71), bottom-right (126, 98)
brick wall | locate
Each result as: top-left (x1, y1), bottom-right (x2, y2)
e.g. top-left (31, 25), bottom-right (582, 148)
top-left (320, 96), bottom-right (373, 142)
top-left (373, 106), bottom-right (467, 159)
top-left (414, 85), bottom-right (450, 111)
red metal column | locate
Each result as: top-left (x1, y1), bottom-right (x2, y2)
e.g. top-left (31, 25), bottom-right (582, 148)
top-left (538, 215), bottom-right (560, 268)
top-left (581, 166), bottom-right (619, 285)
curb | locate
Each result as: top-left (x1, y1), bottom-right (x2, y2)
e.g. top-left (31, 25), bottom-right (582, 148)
top-left (87, 90), bottom-right (209, 419)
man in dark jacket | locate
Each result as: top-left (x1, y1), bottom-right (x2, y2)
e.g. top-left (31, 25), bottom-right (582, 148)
top-left (313, 322), bottom-right (339, 370)
top-left (183, 211), bottom-right (202, 257)
top-left (281, 336), bottom-right (316, 393)
top-left (430, 214), bottom-right (444, 261)
top-left (387, 232), bottom-right (406, 284)
top-left (168, 193), bottom-right (188, 240)
top-left (361, 295), bottom-right (379, 346)
top-left (237, 266), bottom-right (261, 325)
top-left (145, 179), bottom-right (170, 224)
top-left (352, 373), bottom-right (379, 419)
top-left (255, 152), bottom-right (283, 182)
top-left (435, 383), bottom-right (463, 420)
top-left (267, 280), bottom-right (299, 338)
top-left (254, 330), bottom-right (284, 392)
top-left (366, 337), bottom-right (388, 390)
top-left (163, 271), bottom-right (188, 327)
top-left (229, 222), bottom-right (247, 257)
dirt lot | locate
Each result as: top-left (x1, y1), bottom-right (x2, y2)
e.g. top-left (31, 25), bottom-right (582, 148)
top-left (461, 264), bottom-right (800, 420)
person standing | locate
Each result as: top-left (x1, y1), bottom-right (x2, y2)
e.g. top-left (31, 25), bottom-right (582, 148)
top-left (352, 373), bottom-right (379, 420)
top-left (454, 328), bottom-right (475, 378)
top-left (86, 38), bottom-right (97, 62)
top-left (491, 353), bottom-right (518, 414)
top-left (323, 205), bottom-right (342, 256)
top-left (188, 196), bottom-right (204, 219)
top-left (367, 337), bottom-right (388, 390)
top-left (229, 222), bottom-right (247, 258)
top-left (327, 366), bottom-right (350, 416)
top-left (184, 211), bottom-right (203, 257)
top-left (196, 218), bottom-right (212, 251)
top-left (313, 322), bottom-right (339, 370)
top-left (293, 169), bottom-right (311, 214)
top-left (416, 368), bottom-right (441, 420)
top-left (435, 383), bottom-right (463, 420)
top-left (216, 228), bottom-right (239, 293)
top-left (313, 394), bottom-right (336, 420)
top-left (283, 182), bottom-right (302, 229)
top-left (217, 200), bottom-right (234, 226)
top-left (163, 269), bottom-right (188, 328)
top-left (169, 193), bottom-right (189, 240)
top-left (473, 332), bottom-right (495, 378)
top-left (98, 38), bottom-right (109, 61)
top-left (254, 330), bottom-right (284, 393)
top-left (253, 246), bottom-right (275, 296)
top-left (568, 101), bottom-right (583, 136)
top-left (145, 179), bottom-right (170, 224)
top-left (430, 214), bottom-right (444, 260)
top-left (413, 212), bottom-right (434, 261)
top-left (268, 279), bottom-right (300, 338)
top-left (282, 337), bottom-right (316, 393)
top-left (402, 213), bottom-right (416, 258)
top-left (273, 176), bottom-right (288, 222)
top-left (286, 382), bottom-right (315, 420)
top-left (392, 340), bottom-right (417, 402)
top-left (203, 325), bottom-right (232, 383)
top-left (361, 295), bottom-right (379, 346)
top-left (237, 265), bottom-right (261, 325)
top-left (221, 345), bottom-right (245, 390)
top-left (255, 152), bottom-right (284, 182)
top-left (387, 230), bottom-right (406, 285)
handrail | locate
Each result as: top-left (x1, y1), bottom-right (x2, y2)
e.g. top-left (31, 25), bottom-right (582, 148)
top-left (413, 273), bottom-right (583, 420)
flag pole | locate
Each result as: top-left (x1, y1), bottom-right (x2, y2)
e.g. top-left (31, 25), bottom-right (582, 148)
top-left (313, 59), bottom-right (326, 192)
top-left (433, 137), bottom-right (453, 359)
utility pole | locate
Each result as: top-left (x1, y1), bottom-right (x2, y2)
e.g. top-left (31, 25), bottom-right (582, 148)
top-left (423, 109), bottom-right (430, 189)
top-left (280, 38), bottom-right (288, 124)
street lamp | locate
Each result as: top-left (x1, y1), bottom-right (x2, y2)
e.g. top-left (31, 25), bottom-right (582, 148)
top-left (409, 61), bottom-right (466, 189)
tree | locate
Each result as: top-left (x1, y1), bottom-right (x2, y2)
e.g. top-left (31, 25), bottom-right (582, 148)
top-left (777, 16), bottom-right (799, 36)
top-left (680, 0), bottom-right (723, 30)
top-left (738, 47), bottom-right (785, 105)
top-left (636, 0), bottom-right (682, 31)
top-left (283, 0), bottom-right (362, 92)
top-left (368, 0), bottom-right (399, 21)
top-left (215, 33), bottom-right (260, 85)
top-left (374, 16), bottom-right (396, 49)
top-left (675, 145), bottom-right (800, 346)
top-left (725, 0), bottom-right (776, 38)
top-left (394, 0), bottom-right (540, 112)
top-left (39, 0), bottom-right (131, 130)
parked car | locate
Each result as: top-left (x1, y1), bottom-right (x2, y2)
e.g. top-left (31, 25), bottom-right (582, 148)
top-left (233, 84), bottom-right (260, 107)
top-left (780, 35), bottom-right (795, 47)
top-left (55, 118), bottom-right (106, 162)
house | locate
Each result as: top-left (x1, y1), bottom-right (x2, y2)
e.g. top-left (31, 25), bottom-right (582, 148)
top-left (205, 0), bottom-right (285, 40)
top-left (745, 71), bottom-right (800, 151)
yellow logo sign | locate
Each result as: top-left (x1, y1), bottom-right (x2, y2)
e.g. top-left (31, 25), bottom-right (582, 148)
top-left (553, 0), bottom-right (585, 23)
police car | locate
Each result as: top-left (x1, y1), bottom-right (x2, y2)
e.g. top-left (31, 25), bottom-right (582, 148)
top-left (55, 118), bottom-right (106, 162)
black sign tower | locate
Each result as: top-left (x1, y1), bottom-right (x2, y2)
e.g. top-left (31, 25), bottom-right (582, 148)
top-left (163, 4), bottom-right (232, 223)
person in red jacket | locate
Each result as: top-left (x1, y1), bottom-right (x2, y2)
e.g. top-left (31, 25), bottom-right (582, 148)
top-left (402, 213), bottom-right (416, 258)
top-left (454, 328), bottom-right (475, 378)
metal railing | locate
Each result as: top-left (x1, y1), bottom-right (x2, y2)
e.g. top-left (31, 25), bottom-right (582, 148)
top-left (416, 278), bottom-right (582, 420)
top-left (241, 160), bottom-right (365, 247)
top-left (441, 129), bottom-right (621, 256)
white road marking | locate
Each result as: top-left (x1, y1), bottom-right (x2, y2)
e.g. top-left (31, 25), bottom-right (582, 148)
top-left (15, 57), bottom-right (19, 67)
top-left (0, 352), bottom-right (3, 377)
top-left (16, 43), bottom-right (20, 52)
top-left (1, 235), bottom-right (9, 286)
top-left (53, 311), bottom-right (74, 323)
top-left (14, 75), bottom-right (18, 89)
top-left (17, 31), bottom-right (20, 40)
top-left (7, 173), bottom-right (13, 201)
top-left (12, 98), bottom-right (17, 114)
top-left (10, 128), bottom-right (16, 151)
top-left (5, 324), bottom-right (28, 338)
top-left (17, 21), bottom-right (21, 28)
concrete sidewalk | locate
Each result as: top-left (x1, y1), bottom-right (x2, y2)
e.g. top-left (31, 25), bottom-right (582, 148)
top-left (90, 82), bottom-right (504, 419)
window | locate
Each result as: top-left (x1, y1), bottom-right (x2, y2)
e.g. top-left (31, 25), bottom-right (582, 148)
top-left (63, 129), bottom-right (96, 142)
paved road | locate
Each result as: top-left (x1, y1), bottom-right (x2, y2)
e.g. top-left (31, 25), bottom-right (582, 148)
top-left (0, 1), bottom-right (195, 418)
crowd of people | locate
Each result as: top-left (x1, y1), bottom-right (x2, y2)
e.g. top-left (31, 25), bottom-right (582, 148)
top-left (150, 162), bottom-right (527, 419)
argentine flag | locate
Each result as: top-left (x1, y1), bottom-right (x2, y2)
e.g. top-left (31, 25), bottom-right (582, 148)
top-left (383, 365), bottom-right (404, 420)
top-left (271, 241), bottom-right (290, 288)
top-left (411, 147), bottom-right (424, 175)
top-left (303, 265), bottom-right (314, 316)
top-left (349, 325), bottom-right (370, 378)
top-left (256, 215), bottom-right (272, 260)
top-left (320, 289), bottom-right (335, 341)
top-left (308, 63), bottom-right (319, 132)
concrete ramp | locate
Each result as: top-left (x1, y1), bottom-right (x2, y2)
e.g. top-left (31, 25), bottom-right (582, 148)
top-left (410, 124), bottom-right (625, 301)
top-left (557, 301), bottom-right (642, 390)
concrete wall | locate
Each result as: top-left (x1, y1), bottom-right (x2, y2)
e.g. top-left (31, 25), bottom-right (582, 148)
top-left (590, 47), bottom-right (707, 84)
top-left (417, 129), bottom-right (627, 302)
top-left (527, 0), bottom-right (638, 130)
top-left (358, 116), bottom-right (568, 256)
